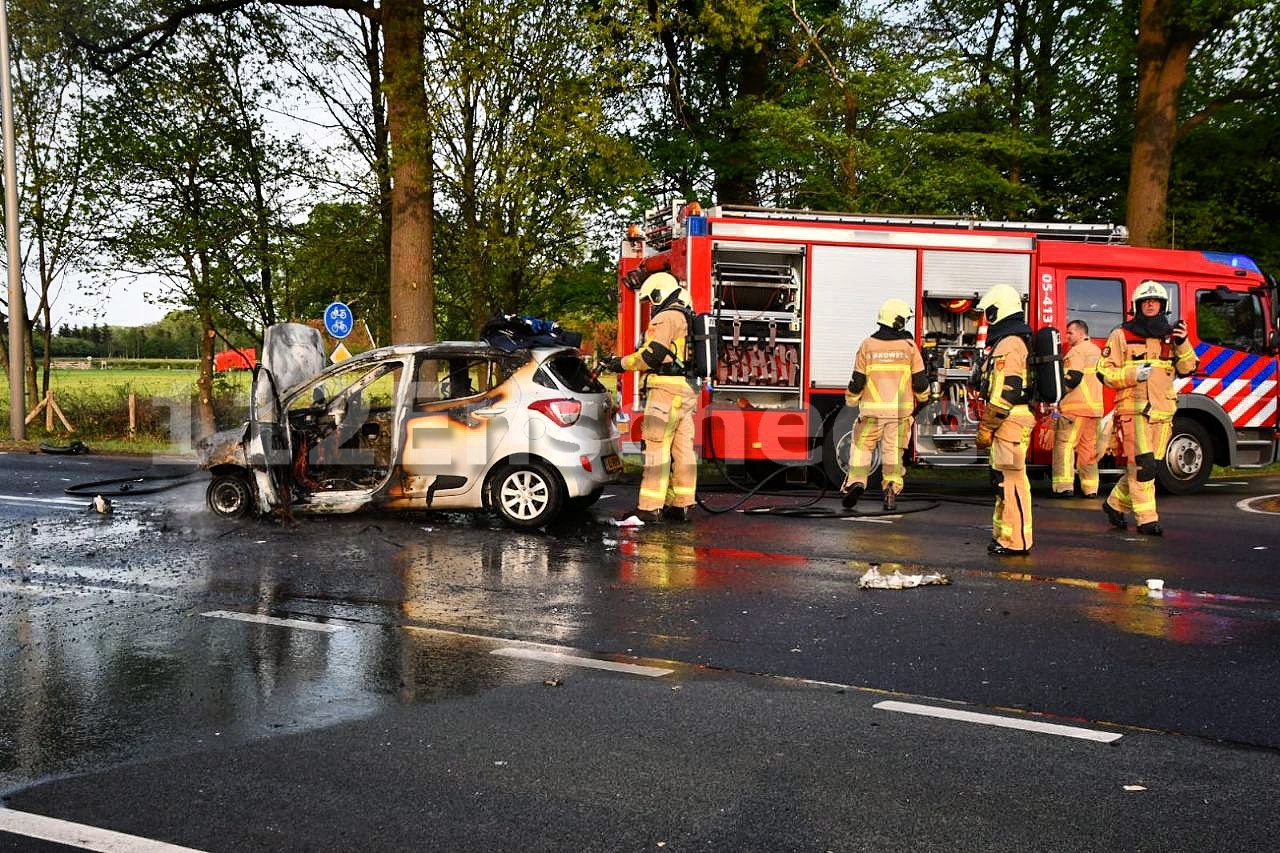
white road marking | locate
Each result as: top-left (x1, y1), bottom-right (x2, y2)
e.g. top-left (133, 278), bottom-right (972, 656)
top-left (1237, 494), bottom-right (1280, 515)
top-left (491, 647), bottom-right (673, 677)
top-left (874, 700), bottom-right (1122, 743)
top-left (0, 807), bottom-right (207, 852)
top-left (0, 494), bottom-right (91, 508)
top-left (201, 610), bottom-right (345, 633)
top-left (1204, 482), bottom-right (1248, 488)
top-left (843, 516), bottom-right (894, 524)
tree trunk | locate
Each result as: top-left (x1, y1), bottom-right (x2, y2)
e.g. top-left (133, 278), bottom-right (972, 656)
top-left (383, 0), bottom-right (434, 344)
top-left (1126, 0), bottom-right (1194, 247)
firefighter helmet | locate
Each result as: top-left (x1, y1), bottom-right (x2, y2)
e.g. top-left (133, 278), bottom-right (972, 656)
top-left (642, 271), bottom-right (685, 306)
top-left (877, 298), bottom-right (914, 331)
top-left (976, 284), bottom-right (1022, 324)
top-left (1132, 280), bottom-right (1169, 313)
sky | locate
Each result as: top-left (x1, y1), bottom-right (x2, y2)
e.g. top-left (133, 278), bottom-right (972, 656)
top-left (46, 275), bottom-right (177, 329)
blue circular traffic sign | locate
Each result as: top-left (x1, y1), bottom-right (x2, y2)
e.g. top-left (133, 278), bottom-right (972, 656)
top-left (323, 302), bottom-right (354, 339)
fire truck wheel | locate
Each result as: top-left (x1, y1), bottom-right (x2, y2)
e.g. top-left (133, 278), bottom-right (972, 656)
top-left (491, 462), bottom-right (565, 528)
top-left (207, 473), bottom-right (254, 519)
top-left (1156, 417), bottom-right (1213, 495)
top-left (820, 408), bottom-right (881, 490)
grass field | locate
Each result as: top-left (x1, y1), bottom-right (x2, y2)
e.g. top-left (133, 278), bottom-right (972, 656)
top-left (0, 366), bottom-right (251, 448)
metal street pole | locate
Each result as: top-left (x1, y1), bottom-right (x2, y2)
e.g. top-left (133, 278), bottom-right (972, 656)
top-left (0, 0), bottom-right (26, 439)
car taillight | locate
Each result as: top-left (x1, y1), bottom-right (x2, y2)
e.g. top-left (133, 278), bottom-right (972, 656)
top-left (529, 398), bottom-right (582, 427)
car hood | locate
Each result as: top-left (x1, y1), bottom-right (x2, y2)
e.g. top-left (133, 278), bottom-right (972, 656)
top-left (197, 425), bottom-right (249, 469)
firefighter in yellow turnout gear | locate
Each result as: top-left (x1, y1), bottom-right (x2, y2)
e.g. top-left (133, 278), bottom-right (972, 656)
top-left (605, 272), bottom-right (698, 524)
top-left (840, 298), bottom-right (930, 511)
top-left (974, 284), bottom-right (1036, 555)
top-left (1098, 280), bottom-right (1197, 535)
top-left (1051, 319), bottom-right (1104, 498)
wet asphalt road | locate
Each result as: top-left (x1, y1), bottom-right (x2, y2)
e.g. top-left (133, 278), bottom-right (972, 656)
top-left (1, 450), bottom-right (1278, 851)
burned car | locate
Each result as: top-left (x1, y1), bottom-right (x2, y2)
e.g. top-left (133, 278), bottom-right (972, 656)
top-left (198, 342), bottom-right (623, 528)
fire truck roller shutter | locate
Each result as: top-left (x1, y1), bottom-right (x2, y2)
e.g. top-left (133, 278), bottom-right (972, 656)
top-left (808, 245), bottom-right (918, 387)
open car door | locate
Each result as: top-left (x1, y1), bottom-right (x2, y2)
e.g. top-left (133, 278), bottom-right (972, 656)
top-left (245, 365), bottom-right (292, 513)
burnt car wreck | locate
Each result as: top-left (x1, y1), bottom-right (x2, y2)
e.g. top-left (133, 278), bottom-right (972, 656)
top-left (198, 335), bottom-right (623, 529)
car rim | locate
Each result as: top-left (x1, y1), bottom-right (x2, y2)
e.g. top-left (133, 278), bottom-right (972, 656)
top-left (500, 470), bottom-right (549, 520)
top-left (1167, 434), bottom-right (1203, 480)
top-left (212, 481), bottom-right (245, 515)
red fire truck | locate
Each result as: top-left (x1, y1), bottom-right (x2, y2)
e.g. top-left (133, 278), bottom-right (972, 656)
top-left (616, 202), bottom-right (1280, 494)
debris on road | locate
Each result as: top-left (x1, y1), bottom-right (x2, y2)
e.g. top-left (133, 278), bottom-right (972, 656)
top-left (858, 566), bottom-right (950, 589)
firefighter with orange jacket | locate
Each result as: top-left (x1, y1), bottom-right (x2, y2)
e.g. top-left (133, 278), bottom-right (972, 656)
top-left (603, 272), bottom-right (697, 524)
top-left (974, 284), bottom-right (1036, 555)
top-left (1098, 280), bottom-right (1198, 535)
top-left (1051, 319), bottom-right (1104, 498)
top-left (840, 298), bottom-right (930, 511)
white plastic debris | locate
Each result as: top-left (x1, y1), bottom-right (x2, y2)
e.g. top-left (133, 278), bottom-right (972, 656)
top-left (611, 514), bottom-right (645, 528)
top-left (91, 495), bottom-right (113, 515)
top-left (857, 566), bottom-right (950, 589)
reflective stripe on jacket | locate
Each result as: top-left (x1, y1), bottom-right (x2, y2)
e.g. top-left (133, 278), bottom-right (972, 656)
top-left (1098, 327), bottom-right (1197, 421)
top-left (1059, 340), bottom-right (1103, 417)
top-left (621, 308), bottom-right (688, 388)
top-left (844, 337), bottom-right (927, 418)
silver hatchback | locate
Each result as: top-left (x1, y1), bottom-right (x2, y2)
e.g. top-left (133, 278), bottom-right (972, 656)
top-left (198, 342), bottom-right (623, 528)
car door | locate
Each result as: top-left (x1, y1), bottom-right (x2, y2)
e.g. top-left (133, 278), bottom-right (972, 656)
top-left (399, 353), bottom-right (519, 504)
top-left (244, 365), bottom-right (291, 513)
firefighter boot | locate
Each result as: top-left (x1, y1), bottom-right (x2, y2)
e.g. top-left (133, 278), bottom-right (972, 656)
top-left (662, 505), bottom-right (692, 523)
top-left (1102, 502), bottom-right (1127, 530)
top-left (882, 486), bottom-right (898, 513)
top-left (1137, 521), bottom-right (1164, 536)
top-left (841, 484), bottom-right (864, 509)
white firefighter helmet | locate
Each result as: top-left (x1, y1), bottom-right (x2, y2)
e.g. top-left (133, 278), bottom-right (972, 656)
top-left (976, 283), bottom-right (1023, 324)
top-left (877, 298), bottom-right (914, 331)
top-left (1132, 280), bottom-right (1169, 312)
top-left (642, 271), bottom-right (685, 306)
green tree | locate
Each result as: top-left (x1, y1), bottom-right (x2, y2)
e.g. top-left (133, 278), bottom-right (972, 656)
top-left (429, 0), bottom-right (644, 336)
top-left (65, 0), bottom-right (435, 344)
top-left (87, 16), bottom-right (305, 437)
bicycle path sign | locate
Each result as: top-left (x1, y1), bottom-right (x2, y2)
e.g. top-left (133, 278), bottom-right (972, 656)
top-left (323, 302), bottom-right (353, 339)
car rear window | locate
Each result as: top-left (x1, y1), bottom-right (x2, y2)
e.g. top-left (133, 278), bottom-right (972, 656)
top-left (541, 355), bottom-right (606, 393)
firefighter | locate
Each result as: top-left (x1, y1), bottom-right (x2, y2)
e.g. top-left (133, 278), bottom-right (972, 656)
top-left (603, 271), bottom-right (698, 524)
top-left (974, 283), bottom-right (1036, 555)
top-left (1050, 319), bottom-right (1103, 498)
top-left (1098, 280), bottom-right (1197, 535)
top-left (840, 298), bottom-right (929, 511)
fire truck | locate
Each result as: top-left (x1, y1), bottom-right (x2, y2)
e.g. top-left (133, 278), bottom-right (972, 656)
top-left (615, 202), bottom-right (1280, 494)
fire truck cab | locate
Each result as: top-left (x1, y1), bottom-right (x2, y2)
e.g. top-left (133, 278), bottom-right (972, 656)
top-left (616, 202), bottom-right (1280, 494)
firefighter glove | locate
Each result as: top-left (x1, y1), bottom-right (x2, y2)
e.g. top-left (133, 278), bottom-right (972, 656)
top-left (600, 356), bottom-right (624, 373)
top-left (975, 405), bottom-right (1006, 450)
top-left (1171, 320), bottom-right (1188, 344)
top-left (1135, 362), bottom-right (1153, 382)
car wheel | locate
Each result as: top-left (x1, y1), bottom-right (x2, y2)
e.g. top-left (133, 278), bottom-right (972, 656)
top-left (820, 408), bottom-right (881, 490)
top-left (207, 473), bottom-right (254, 519)
top-left (567, 488), bottom-right (604, 509)
top-left (1157, 417), bottom-right (1213, 495)
top-left (492, 462), bottom-right (564, 528)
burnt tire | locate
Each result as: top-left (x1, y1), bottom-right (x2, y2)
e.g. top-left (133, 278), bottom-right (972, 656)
top-left (492, 462), bottom-right (564, 528)
top-left (820, 407), bottom-right (882, 490)
top-left (1157, 417), bottom-right (1213, 495)
top-left (206, 473), bottom-right (254, 519)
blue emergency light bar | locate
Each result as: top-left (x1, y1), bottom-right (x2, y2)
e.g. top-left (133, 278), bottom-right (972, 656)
top-left (1201, 251), bottom-right (1261, 274)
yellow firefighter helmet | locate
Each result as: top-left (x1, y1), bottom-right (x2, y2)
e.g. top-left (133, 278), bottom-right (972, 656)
top-left (1132, 280), bottom-right (1169, 312)
top-left (976, 283), bottom-right (1023, 324)
top-left (877, 298), bottom-right (914, 331)
top-left (642, 271), bottom-right (686, 306)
